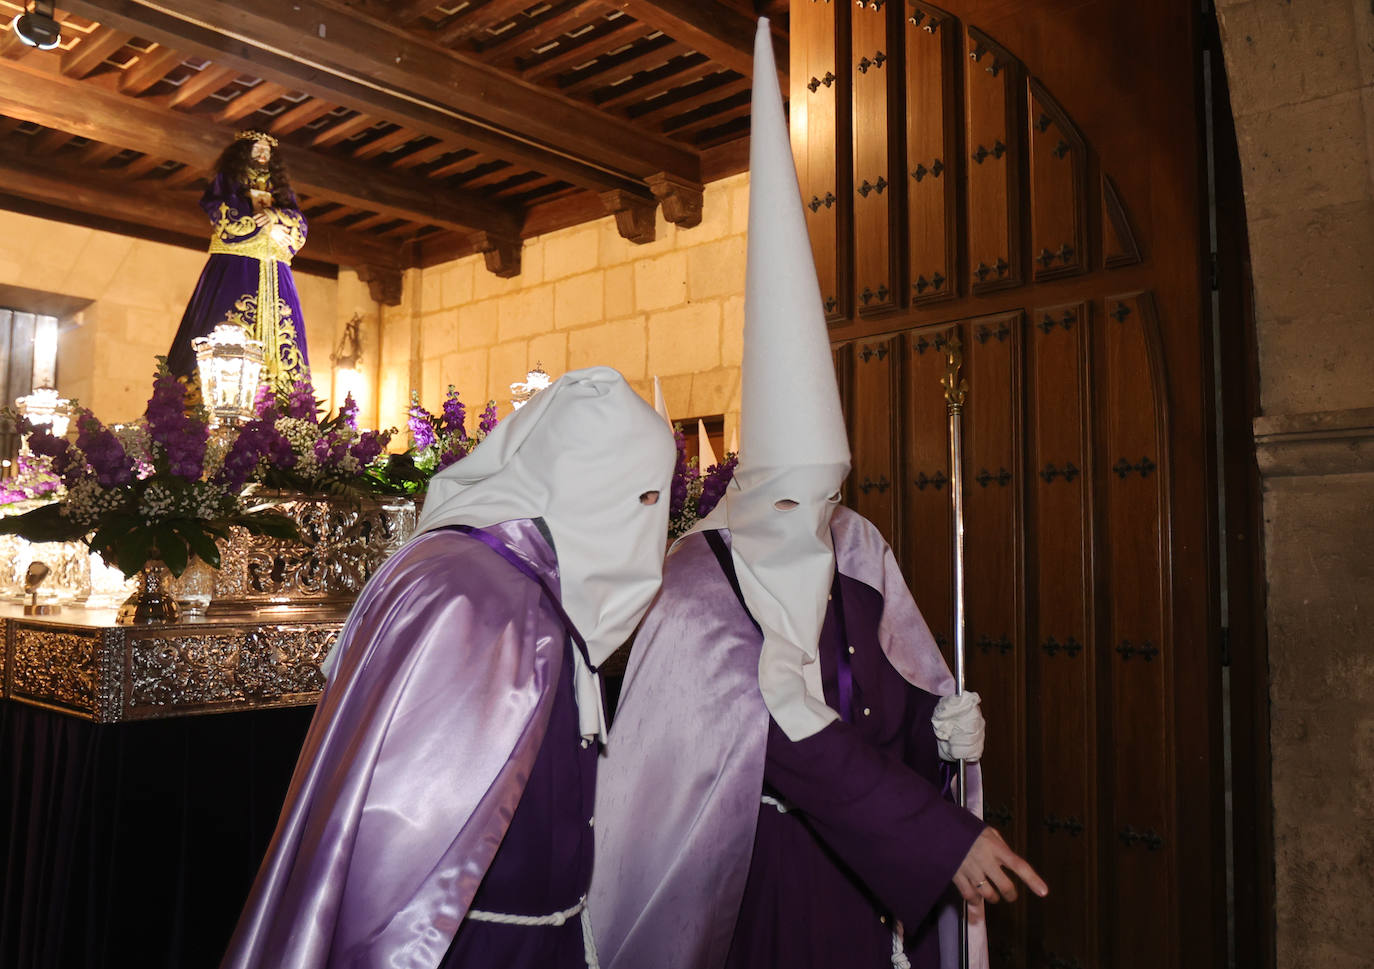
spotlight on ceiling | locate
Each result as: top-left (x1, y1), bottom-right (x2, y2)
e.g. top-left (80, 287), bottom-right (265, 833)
top-left (12, 2), bottom-right (61, 51)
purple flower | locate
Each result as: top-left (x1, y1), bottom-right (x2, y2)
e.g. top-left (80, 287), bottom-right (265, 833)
top-left (408, 393), bottom-right (437, 450)
top-left (668, 424), bottom-right (690, 520)
top-left (286, 380), bottom-right (318, 422)
top-left (698, 452), bottom-right (738, 518)
top-left (146, 372), bottom-right (208, 481)
top-left (350, 429), bottom-right (388, 466)
top-left (252, 384), bottom-right (277, 418)
top-left (440, 386), bottom-right (467, 440)
top-left (217, 418), bottom-right (295, 492)
top-left (75, 411), bottom-right (135, 488)
top-left (477, 402), bottom-right (499, 436)
top-left (339, 393), bottom-right (360, 432)
top-left (25, 424), bottom-right (71, 473)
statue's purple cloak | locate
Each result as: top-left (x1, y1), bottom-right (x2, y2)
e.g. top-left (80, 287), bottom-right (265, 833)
top-left (220, 519), bottom-right (575, 969)
top-left (589, 505), bottom-right (987, 969)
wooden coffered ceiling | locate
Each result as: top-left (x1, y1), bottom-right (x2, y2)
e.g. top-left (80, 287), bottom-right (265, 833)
top-left (0, 0), bottom-right (787, 296)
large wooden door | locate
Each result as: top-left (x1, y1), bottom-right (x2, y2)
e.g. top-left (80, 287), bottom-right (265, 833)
top-left (791, 1), bottom-right (1225, 966)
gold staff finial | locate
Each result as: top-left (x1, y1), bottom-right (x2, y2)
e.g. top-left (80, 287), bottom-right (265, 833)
top-left (941, 329), bottom-right (968, 409)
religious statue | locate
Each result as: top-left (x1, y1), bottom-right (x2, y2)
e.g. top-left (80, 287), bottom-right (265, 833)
top-left (167, 130), bottom-right (310, 390)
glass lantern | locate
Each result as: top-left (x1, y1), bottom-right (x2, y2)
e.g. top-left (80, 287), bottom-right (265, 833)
top-left (193, 323), bottom-right (266, 427)
top-left (15, 386), bottom-right (71, 440)
top-left (510, 363), bottom-right (552, 410)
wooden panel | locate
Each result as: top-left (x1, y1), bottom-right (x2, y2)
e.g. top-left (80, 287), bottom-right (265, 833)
top-left (898, 325), bottom-right (954, 648)
top-left (1025, 301), bottom-right (1095, 968)
top-left (793, 0), bottom-right (848, 321)
top-left (848, 334), bottom-right (902, 539)
top-left (7, 311), bottom-right (35, 403)
top-left (0, 310), bottom-right (11, 409)
top-left (961, 310), bottom-right (1026, 967)
top-left (903, 4), bottom-right (958, 306)
top-left (1099, 291), bottom-right (1172, 969)
top-left (963, 28), bottom-right (1022, 294)
top-left (1103, 174), bottom-right (1143, 268)
top-left (851, 0), bottom-right (896, 315)
top-left (1028, 79), bottom-right (1087, 281)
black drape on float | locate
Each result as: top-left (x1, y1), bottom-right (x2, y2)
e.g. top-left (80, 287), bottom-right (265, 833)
top-left (0, 700), bottom-right (313, 969)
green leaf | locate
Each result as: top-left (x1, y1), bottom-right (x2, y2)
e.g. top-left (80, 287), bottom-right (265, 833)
top-left (236, 511), bottom-right (303, 542)
top-left (154, 522), bottom-right (189, 576)
top-left (0, 504), bottom-right (90, 543)
top-left (115, 527), bottom-right (155, 577)
top-left (175, 521), bottom-right (222, 569)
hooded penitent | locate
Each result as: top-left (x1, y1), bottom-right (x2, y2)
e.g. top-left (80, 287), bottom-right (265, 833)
top-left (718, 15), bottom-right (852, 742)
top-left (223, 367), bottom-right (674, 969)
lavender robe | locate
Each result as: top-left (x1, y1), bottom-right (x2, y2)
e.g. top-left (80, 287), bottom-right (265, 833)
top-left (168, 173), bottom-right (309, 380)
top-left (590, 505), bottom-right (988, 969)
top-left (221, 518), bottom-right (589, 969)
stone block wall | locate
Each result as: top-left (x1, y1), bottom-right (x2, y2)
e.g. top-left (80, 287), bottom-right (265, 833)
top-left (384, 172), bottom-right (751, 445)
top-left (0, 208), bottom-right (338, 423)
top-left (1217, 0), bottom-right (1374, 964)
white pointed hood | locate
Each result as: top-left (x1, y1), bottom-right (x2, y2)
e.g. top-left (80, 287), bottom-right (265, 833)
top-left (719, 18), bottom-right (852, 741)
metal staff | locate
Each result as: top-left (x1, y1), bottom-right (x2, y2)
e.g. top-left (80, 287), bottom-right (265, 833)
top-left (940, 330), bottom-right (970, 969)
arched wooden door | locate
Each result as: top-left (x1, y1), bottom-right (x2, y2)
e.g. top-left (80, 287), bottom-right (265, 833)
top-left (791, 1), bottom-right (1224, 966)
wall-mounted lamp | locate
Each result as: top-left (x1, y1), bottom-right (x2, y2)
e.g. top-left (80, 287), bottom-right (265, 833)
top-left (332, 311), bottom-right (366, 410)
top-left (12, 2), bottom-right (61, 50)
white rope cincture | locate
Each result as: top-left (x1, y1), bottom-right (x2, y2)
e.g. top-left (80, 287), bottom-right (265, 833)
top-left (761, 794), bottom-right (792, 814)
top-left (890, 919), bottom-right (910, 969)
top-left (466, 894), bottom-right (601, 969)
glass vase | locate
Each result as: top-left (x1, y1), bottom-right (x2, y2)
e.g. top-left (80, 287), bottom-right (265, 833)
top-left (172, 558), bottom-right (216, 618)
top-left (116, 561), bottom-right (181, 625)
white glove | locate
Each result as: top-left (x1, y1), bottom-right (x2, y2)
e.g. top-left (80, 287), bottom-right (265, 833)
top-left (932, 691), bottom-right (985, 762)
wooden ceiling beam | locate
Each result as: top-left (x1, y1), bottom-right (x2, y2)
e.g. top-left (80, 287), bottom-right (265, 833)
top-left (352, 126), bottom-right (418, 161)
top-left (268, 97), bottom-right (338, 135)
top-left (593, 55), bottom-right (711, 110)
top-left (475, 1), bottom-right (609, 64)
top-left (214, 80), bottom-right (289, 124)
top-left (0, 144), bottom-right (402, 268)
top-left (0, 59), bottom-right (523, 237)
top-left (387, 138), bottom-right (453, 170)
top-left (310, 111), bottom-right (376, 148)
top-left (166, 63), bottom-right (239, 108)
top-left (557, 35), bottom-right (680, 95)
top-left (392, 0), bottom-right (448, 26)
top-left (64, 0), bottom-right (697, 186)
top-left (433, 0), bottom-right (538, 48)
top-left (629, 71), bottom-right (746, 124)
top-left (61, 25), bottom-right (133, 79)
top-left (518, 19), bottom-right (655, 83)
top-left (119, 44), bottom-right (186, 95)
top-left (609, 0), bottom-right (786, 85)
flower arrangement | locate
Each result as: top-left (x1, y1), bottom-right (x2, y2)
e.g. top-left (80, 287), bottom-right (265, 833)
top-left (381, 386), bottom-right (499, 494)
top-left (0, 368), bottom-right (298, 577)
top-left (227, 380), bottom-right (397, 498)
top-left (0, 452), bottom-right (63, 506)
top-left (668, 422), bottom-right (738, 539)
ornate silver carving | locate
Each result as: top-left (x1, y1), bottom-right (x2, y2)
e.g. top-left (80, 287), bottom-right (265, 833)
top-left (2, 610), bottom-right (341, 722)
top-left (127, 625), bottom-right (333, 713)
top-left (214, 495), bottom-right (416, 609)
top-left (9, 626), bottom-right (104, 717)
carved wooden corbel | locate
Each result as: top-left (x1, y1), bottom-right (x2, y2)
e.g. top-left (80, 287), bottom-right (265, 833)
top-left (354, 264), bottom-right (403, 306)
top-left (471, 230), bottom-right (522, 278)
top-left (646, 172), bottom-right (704, 229)
top-left (599, 188), bottom-right (657, 244)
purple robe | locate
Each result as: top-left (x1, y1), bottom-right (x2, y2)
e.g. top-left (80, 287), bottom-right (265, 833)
top-left (168, 173), bottom-right (309, 381)
top-left (221, 518), bottom-right (591, 969)
top-left (590, 505), bottom-right (988, 969)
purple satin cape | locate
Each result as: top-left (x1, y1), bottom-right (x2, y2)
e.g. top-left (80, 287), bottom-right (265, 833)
top-left (220, 519), bottom-right (567, 969)
top-left (589, 505), bottom-right (987, 969)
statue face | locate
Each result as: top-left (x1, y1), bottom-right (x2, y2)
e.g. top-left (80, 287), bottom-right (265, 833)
top-left (250, 138), bottom-right (272, 165)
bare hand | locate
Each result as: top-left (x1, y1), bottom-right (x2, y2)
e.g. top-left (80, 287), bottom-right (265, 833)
top-left (953, 827), bottom-right (1048, 905)
top-left (253, 212), bottom-right (271, 227)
